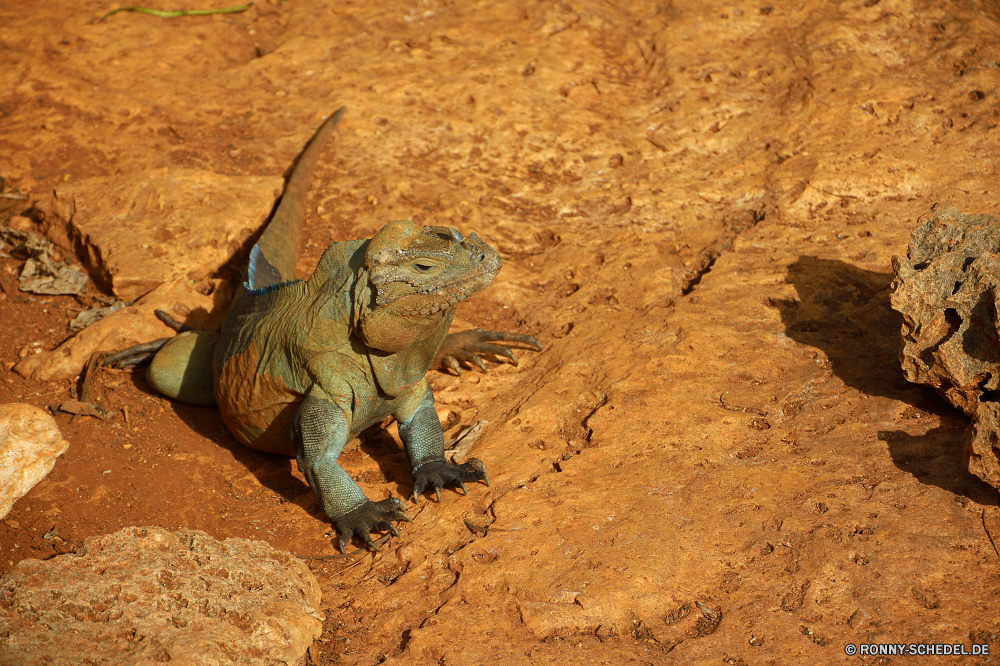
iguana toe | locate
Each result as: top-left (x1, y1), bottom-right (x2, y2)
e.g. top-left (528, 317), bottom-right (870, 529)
top-left (333, 497), bottom-right (410, 553)
top-left (440, 355), bottom-right (463, 375)
top-left (101, 339), bottom-right (171, 369)
top-left (412, 457), bottom-right (490, 504)
top-left (434, 328), bottom-right (543, 374)
top-left (469, 354), bottom-right (489, 373)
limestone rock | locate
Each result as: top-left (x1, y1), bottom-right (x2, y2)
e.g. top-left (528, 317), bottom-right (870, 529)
top-left (35, 168), bottom-right (284, 301)
top-left (891, 204), bottom-right (1000, 488)
top-left (0, 403), bottom-right (69, 520)
top-left (13, 278), bottom-right (232, 382)
top-left (0, 526), bottom-right (322, 666)
top-left (965, 402), bottom-right (1000, 490)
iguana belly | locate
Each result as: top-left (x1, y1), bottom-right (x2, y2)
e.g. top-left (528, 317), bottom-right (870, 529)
top-left (214, 339), bottom-right (303, 456)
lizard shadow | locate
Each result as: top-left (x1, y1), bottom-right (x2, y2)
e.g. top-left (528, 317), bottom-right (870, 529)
top-left (775, 256), bottom-right (997, 505)
top-left (355, 426), bottom-right (423, 501)
top-left (126, 371), bottom-right (421, 509)
top-left (122, 372), bottom-right (314, 504)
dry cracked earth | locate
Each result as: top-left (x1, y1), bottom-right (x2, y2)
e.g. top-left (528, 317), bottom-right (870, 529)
top-left (2, 0), bottom-right (1000, 663)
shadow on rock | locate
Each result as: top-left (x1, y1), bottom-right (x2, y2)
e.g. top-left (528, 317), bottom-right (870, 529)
top-left (776, 256), bottom-right (943, 405)
top-left (877, 427), bottom-right (998, 505)
top-left (171, 402), bottom-right (313, 503)
top-left (777, 256), bottom-right (995, 501)
top-left (124, 370), bottom-right (415, 507)
top-left (122, 371), bottom-right (313, 505)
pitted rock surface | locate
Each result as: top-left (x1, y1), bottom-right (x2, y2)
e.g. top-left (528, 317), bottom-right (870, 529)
top-left (964, 402), bottom-right (1000, 490)
top-left (0, 526), bottom-right (322, 666)
top-left (892, 204), bottom-right (1000, 488)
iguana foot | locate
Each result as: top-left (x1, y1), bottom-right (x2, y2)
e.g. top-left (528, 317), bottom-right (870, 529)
top-left (334, 497), bottom-right (412, 554)
top-left (435, 328), bottom-right (542, 375)
top-left (412, 457), bottom-right (490, 503)
top-left (100, 339), bottom-right (171, 369)
top-left (99, 310), bottom-right (193, 369)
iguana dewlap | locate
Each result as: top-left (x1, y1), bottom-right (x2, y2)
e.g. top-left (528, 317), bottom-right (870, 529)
top-left (134, 108), bottom-right (539, 552)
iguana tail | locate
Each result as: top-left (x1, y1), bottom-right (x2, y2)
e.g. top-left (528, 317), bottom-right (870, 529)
top-left (249, 107), bottom-right (345, 289)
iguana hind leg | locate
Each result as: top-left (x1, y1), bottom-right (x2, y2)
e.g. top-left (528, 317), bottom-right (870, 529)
top-left (97, 309), bottom-right (218, 406)
top-left (145, 330), bottom-right (220, 406)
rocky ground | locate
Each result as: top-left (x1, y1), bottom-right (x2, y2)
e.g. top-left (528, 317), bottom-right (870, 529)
top-left (2, 0), bottom-right (1000, 663)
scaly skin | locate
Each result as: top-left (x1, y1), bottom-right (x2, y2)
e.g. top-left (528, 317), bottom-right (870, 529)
top-left (128, 108), bottom-right (540, 552)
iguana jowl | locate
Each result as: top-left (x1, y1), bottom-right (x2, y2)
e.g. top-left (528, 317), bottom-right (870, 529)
top-left (116, 108), bottom-right (541, 551)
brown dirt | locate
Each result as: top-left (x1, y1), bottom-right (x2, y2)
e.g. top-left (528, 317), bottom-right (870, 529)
top-left (3, 0), bottom-right (1000, 664)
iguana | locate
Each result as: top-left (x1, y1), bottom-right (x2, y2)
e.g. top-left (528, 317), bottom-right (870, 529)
top-left (104, 108), bottom-right (541, 552)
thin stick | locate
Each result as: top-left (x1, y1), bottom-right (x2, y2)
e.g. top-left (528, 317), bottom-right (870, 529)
top-left (982, 510), bottom-right (1000, 560)
top-left (818, 187), bottom-right (859, 200)
top-left (0, 373), bottom-right (18, 399)
top-left (294, 534), bottom-right (392, 561)
top-left (646, 136), bottom-right (667, 152)
top-left (79, 351), bottom-right (110, 403)
top-left (96, 2), bottom-right (255, 23)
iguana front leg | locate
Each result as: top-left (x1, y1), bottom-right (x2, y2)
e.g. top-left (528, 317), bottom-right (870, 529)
top-left (395, 379), bottom-right (490, 502)
top-left (293, 391), bottom-right (411, 553)
top-left (434, 328), bottom-right (543, 375)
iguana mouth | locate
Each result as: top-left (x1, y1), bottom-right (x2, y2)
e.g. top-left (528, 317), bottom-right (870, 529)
top-left (381, 280), bottom-right (488, 316)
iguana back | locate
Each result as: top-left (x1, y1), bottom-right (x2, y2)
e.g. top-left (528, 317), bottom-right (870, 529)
top-left (144, 108), bottom-right (346, 406)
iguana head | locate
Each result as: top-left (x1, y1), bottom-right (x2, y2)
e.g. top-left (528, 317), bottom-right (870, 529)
top-left (357, 219), bottom-right (501, 353)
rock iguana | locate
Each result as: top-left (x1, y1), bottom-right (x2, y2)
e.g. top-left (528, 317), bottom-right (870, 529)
top-left (107, 108), bottom-right (541, 551)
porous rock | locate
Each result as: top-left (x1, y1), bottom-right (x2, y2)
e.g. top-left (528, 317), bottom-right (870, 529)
top-left (964, 402), bottom-right (1000, 490)
top-left (891, 204), bottom-right (1000, 489)
top-left (0, 403), bottom-right (69, 520)
top-left (0, 526), bottom-right (322, 666)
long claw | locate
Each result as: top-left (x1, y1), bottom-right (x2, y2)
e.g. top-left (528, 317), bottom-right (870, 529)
top-left (479, 330), bottom-right (543, 351)
top-left (398, 511), bottom-right (413, 523)
top-left (389, 525), bottom-right (400, 538)
top-left (444, 356), bottom-right (462, 376)
top-left (435, 487), bottom-right (442, 503)
top-left (459, 481), bottom-right (468, 495)
top-left (467, 458), bottom-right (490, 487)
top-left (475, 343), bottom-right (517, 364)
top-left (412, 490), bottom-right (420, 504)
top-left (337, 534), bottom-right (350, 555)
top-left (101, 339), bottom-right (171, 368)
top-left (434, 329), bottom-right (541, 374)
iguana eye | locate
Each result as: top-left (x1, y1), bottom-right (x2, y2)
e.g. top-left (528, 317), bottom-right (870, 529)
top-left (414, 262), bottom-right (434, 272)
